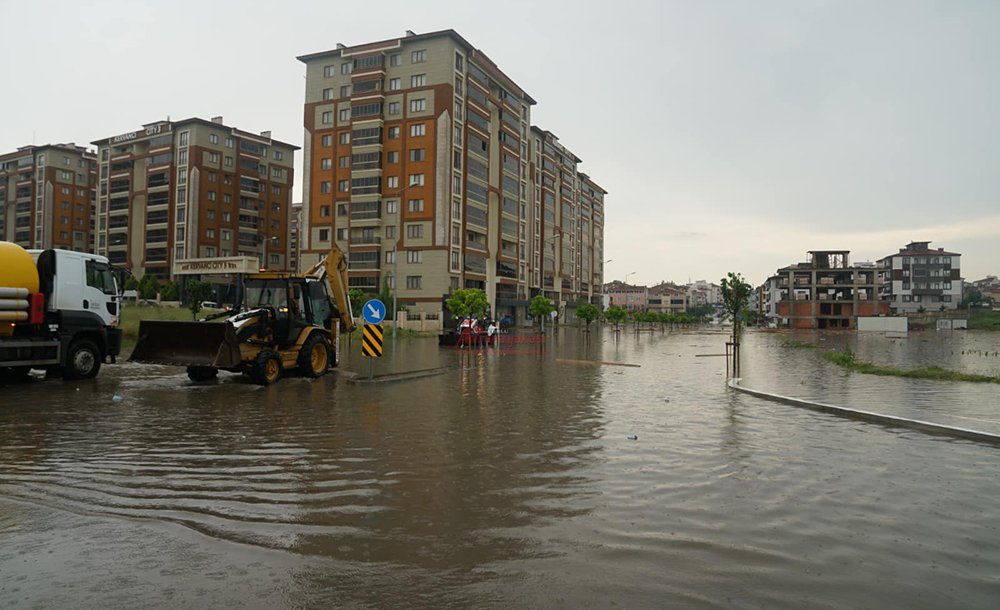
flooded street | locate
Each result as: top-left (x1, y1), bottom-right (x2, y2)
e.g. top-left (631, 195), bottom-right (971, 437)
top-left (2, 327), bottom-right (1000, 608)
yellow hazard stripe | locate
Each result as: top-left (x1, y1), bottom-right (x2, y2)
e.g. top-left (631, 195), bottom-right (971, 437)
top-left (362, 323), bottom-right (383, 357)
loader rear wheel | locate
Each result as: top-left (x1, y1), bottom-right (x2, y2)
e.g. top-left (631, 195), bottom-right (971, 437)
top-left (251, 350), bottom-right (282, 385)
top-left (186, 366), bottom-right (218, 382)
top-left (297, 334), bottom-right (331, 378)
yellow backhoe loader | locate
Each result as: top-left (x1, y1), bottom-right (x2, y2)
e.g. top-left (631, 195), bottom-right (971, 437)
top-left (130, 245), bottom-right (355, 384)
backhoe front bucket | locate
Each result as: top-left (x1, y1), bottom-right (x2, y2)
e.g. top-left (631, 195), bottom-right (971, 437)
top-left (129, 320), bottom-right (242, 369)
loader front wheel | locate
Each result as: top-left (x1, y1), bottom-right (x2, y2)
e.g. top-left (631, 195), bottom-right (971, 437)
top-left (297, 333), bottom-right (331, 378)
top-left (251, 350), bottom-right (282, 385)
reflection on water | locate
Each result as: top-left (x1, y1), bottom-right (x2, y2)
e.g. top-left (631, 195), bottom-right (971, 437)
top-left (2, 327), bottom-right (1000, 607)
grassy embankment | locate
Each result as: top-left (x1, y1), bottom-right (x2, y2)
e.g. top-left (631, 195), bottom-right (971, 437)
top-left (968, 310), bottom-right (1000, 330)
top-left (120, 304), bottom-right (201, 351)
top-left (822, 348), bottom-right (1000, 384)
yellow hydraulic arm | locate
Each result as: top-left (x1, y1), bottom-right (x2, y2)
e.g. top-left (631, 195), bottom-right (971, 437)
top-left (305, 243), bottom-right (356, 332)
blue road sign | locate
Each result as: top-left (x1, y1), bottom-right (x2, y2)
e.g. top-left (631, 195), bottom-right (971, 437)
top-left (362, 299), bottom-right (386, 324)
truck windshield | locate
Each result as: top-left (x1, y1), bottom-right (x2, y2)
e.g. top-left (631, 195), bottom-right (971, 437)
top-left (86, 260), bottom-right (117, 295)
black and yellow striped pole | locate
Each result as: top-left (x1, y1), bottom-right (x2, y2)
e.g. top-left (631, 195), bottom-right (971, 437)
top-left (362, 323), bottom-right (383, 379)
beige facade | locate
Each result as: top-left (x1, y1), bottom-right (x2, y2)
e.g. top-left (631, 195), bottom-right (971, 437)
top-left (92, 118), bottom-right (297, 281)
top-left (299, 29), bottom-right (606, 324)
top-left (0, 144), bottom-right (96, 252)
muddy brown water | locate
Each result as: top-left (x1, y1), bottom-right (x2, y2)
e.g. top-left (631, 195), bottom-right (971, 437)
top-left (2, 328), bottom-right (999, 608)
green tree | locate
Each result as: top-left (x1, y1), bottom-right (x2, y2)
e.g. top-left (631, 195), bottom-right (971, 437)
top-left (185, 280), bottom-right (214, 319)
top-left (124, 276), bottom-right (139, 291)
top-left (720, 272), bottom-right (753, 336)
top-left (604, 305), bottom-right (628, 332)
top-left (686, 303), bottom-right (714, 319)
top-left (348, 288), bottom-right (368, 323)
top-left (576, 302), bottom-right (601, 331)
top-left (138, 275), bottom-right (160, 300)
top-left (529, 295), bottom-right (555, 330)
top-left (160, 281), bottom-right (180, 301)
top-left (447, 288), bottom-right (489, 321)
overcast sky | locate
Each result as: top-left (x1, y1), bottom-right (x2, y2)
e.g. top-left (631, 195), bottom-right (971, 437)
top-left (3, 0), bottom-right (998, 285)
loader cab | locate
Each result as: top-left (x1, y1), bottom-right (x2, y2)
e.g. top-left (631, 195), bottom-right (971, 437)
top-left (244, 275), bottom-right (333, 344)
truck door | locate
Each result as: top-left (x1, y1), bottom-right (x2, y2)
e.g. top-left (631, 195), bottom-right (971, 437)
top-left (84, 258), bottom-right (118, 326)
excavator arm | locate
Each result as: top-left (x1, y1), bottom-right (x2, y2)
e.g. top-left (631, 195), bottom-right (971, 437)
top-left (306, 243), bottom-right (355, 332)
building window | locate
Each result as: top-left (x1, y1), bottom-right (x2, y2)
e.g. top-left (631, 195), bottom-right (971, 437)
top-left (411, 74), bottom-right (426, 87)
top-left (179, 131), bottom-right (189, 146)
top-left (339, 108), bottom-right (350, 122)
top-left (385, 251), bottom-right (395, 265)
top-left (410, 148), bottom-right (425, 162)
top-left (387, 176), bottom-right (399, 189)
top-left (223, 193), bottom-right (232, 203)
top-left (338, 180), bottom-right (349, 192)
top-left (408, 199), bottom-right (424, 212)
top-left (406, 223), bottom-right (423, 238)
top-left (386, 225), bottom-right (396, 239)
top-left (207, 191), bottom-right (216, 201)
top-left (323, 88), bottom-right (334, 100)
top-left (455, 52), bottom-right (464, 70)
top-left (406, 250), bottom-right (423, 264)
top-left (387, 151), bottom-right (399, 163)
top-left (388, 102), bottom-right (400, 115)
top-left (320, 205), bottom-right (331, 217)
top-left (320, 158), bottom-right (332, 170)
top-left (206, 228), bottom-right (215, 238)
top-left (340, 132), bottom-right (350, 145)
top-left (320, 181), bottom-right (331, 193)
top-left (225, 137), bottom-right (233, 148)
top-left (340, 85), bottom-right (351, 98)
top-left (321, 111), bottom-right (333, 124)
top-left (336, 228), bottom-right (347, 241)
top-left (388, 127), bottom-right (400, 140)
top-left (406, 275), bottom-right (422, 289)
top-left (386, 200), bottom-right (398, 214)
top-left (324, 64), bottom-right (335, 77)
top-left (178, 150), bottom-right (188, 164)
top-left (321, 134), bottom-right (332, 147)
top-left (319, 228), bottom-right (330, 242)
top-left (388, 78), bottom-right (401, 91)
top-left (389, 53), bottom-right (401, 66)
top-left (411, 49), bottom-right (426, 63)
top-left (224, 156), bottom-right (234, 167)
top-left (408, 174), bottom-right (425, 186)
top-left (273, 150), bottom-right (283, 161)
top-left (409, 98), bottom-right (426, 113)
top-left (339, 156), bottom-right (350, 168)
top-left (341, 62), bottom-right (351, 74)
top-left (410, 123), bottom-right (426, 137)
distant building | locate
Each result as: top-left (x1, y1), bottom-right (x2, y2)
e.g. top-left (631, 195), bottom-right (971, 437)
top-left (604, 280), bottom-right (646, 311)
top-left (877, 241), bottom-right (962, 314)
top-left (686, 280), bottom-right (721, 306)
top-left (92, 117), bottom-right (298, 281)
top-left (290, 201), bottom-right (303, 272)
top-left (0, 144), bottom-right (96, 252)
top-left (764, 250), bottom-right (888, 329)
top-left (648, 282), bottom-right (688, 314)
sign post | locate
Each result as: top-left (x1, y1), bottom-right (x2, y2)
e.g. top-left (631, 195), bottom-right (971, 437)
top-left (361, 299), bottom-right (386, 380)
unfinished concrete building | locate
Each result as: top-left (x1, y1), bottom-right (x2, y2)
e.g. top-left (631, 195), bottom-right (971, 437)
top-left (767, 250), bottom-right (888, 329)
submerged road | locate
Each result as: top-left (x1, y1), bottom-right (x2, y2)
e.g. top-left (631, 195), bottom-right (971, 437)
top-left (2, 328), bottom-right (999, 608)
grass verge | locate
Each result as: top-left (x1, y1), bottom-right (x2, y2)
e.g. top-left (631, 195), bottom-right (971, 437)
top-left (823, 348), bottom-right (1000, 383)
top-left (120, 304), bottom-right (202, 351)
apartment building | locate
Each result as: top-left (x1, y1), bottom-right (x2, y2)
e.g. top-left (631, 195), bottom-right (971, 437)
top-left (298, 29), bottom-right (605, 324)
top-left (0, 144), bottom-right (96, 251)
top-left (765, 250), bottom-right (888, 329)
top-left (92, 118), bottom-right (297, 281)
top-left (877, 241), bottom-right (962, 314)
top-left (686, 280), bottom-right (722, 306)
top-left (289, 201), bottom-right (303, 272)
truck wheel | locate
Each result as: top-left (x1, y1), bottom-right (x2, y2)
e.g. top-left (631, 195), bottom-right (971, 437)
top-left (251, 350), bottom-right (282, 385)
top-left (65, 340), bottom-right (101, 380)
top-left (297, 333), bottom-right (331, 377)
top-left (186, 366), bottom-right (218, 382)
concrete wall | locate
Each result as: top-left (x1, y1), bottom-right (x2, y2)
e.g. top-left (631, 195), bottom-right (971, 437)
top-left (857, 316), bottom-right (908, 332)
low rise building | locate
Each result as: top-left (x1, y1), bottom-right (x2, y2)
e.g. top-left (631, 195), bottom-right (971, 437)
top-left (877, 241), bottom-right (962, 314)
top-left (648, 282), bottom-right (688, 314)
top-left (604, 280), bottom-right (646, 311)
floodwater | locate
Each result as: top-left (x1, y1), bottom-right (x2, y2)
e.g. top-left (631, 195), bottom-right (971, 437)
top-left (2, 327), bottom-right (999, 608)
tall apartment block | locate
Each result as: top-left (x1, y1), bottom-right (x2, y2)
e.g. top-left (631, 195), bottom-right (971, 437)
top-left (762, 250), bottom-right (888, 329)
top-left (877, 241), bottom-right (962, 314)
top-left (0, 144), bottom-right (96, 251)
top-left (92, 118), bottom-right (297, 281)
top-left (298, 29), bottom-right (605, 323)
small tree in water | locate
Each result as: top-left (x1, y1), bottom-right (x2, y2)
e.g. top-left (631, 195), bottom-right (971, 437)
top-left (604, 305), bottom-right (628, 333)
top-left (576, 301), bottom-right (601, 331)
top-left (447, 288), bottom-right (489, 322)
top-left (529, 295), bottom-right (555, 330)
top-left (720, 271), bottom-right (753, 376)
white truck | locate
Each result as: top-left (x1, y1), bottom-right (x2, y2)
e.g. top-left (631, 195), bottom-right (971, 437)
top-left (0, 241), bottom-right (122, 381)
